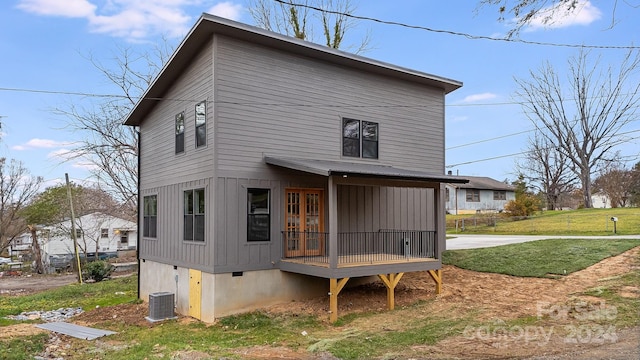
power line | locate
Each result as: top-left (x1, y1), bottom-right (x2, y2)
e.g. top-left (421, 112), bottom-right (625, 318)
top-left (0, 87), bottom-right (126, 99)
top-left (273, 0), bottom-right (640, 50)
top-left (446, 131), bottom-right (640, 168)
top-left (446, 129), bottom-right (535, 150)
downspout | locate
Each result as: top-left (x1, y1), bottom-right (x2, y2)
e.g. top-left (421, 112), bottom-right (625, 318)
top-left (136, 128), bottom-right (141, 300)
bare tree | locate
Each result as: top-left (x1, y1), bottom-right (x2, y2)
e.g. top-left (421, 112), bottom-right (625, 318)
top-left (0, 158), bottom-right (43, 255)
top-left (593, 161), bottom-right (633, 208)
top-left (57, 44), bottom-right (172, 218)
top-left (515, 48), bottom-right (640, 208)
top-left (630, 161), bottom-right (640, 206)
top-left (478, 0), bottom-right (631, 38)
top-left (517, 133), bottom-right (576, 210)
top-left (248, 0), bottom-right (371, 53)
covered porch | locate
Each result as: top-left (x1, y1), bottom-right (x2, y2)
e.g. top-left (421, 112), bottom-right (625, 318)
top-left (265, 157), bottom-right (468, 321)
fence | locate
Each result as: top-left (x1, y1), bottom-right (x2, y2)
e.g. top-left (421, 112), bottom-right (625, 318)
top-left (447, 214), bottom-right (639, 234)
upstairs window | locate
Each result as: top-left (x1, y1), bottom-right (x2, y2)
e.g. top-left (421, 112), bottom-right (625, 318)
top-left (184, 188), bottom-right (205, 242)
top-left (143, 195), bottom-right (157, 238)
top-left (247, 188), bottom-right (270, 242)
top-left (195, 101), bottom-right (206, 148)
top-left (493, 190), bottom-right (506, 200)
top-left (101, 228), bottom-right (109, 238)
top-left (175, 112), bottom-right (185, 154)
top-left (342, 118), bottom-right (378, 159)
top-left (466, 189), bottom-right (480, 202)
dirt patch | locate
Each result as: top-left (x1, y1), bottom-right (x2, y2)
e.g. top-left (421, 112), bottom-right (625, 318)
top-left (73, 303), bottom-right (152, 329)
top-left (0, 323), bottom-right (48, 339)
top-left (2, 248), bottom-right (638, 359)
top-left (0, 273), bottom-right (80, 296)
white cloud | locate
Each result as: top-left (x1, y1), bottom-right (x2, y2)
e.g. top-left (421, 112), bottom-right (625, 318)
top-left (90, 2), bottom-right (193, 40)
top-left (16, 0), bottom-right (96, 18)
top-left (12, 138), bottom-right (73, 151)
top-left (524, 0), bottom-right (601, 31)
top-left (16, 0), bottom-right (245, 41)
top-left (47, 148), bottom-right (76, 160)
top-left (207, 1), bottom-right (243, 21)
top-left (461, 93), bottom-right (498, 103)
top-left (72, 160), bottom-right (99, 171)
top-left (448, 116), bottom-right (469, 123)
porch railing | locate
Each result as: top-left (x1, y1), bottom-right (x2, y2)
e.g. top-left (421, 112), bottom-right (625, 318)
top-left (282, 230), bottom-right (437, 265)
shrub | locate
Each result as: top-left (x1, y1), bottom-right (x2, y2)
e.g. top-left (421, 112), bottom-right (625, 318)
top-left (504, 193), bottom-right (541, 217)
top-left (83, 260), bottom-right (115, 282)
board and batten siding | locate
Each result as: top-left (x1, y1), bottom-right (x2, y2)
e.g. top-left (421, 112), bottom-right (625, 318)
top-left (139, 38), bottom-right (215, 190)
top-left (140, 179), bottom-right (214, 271)
top-left (138, 38), bottom-right (215, 269)
top-left (337, 185), bottom-right (435, 233)
top-left (213, 34), bottom-right (445, 178)
top-left (213, 172), bottom-right (327, 273)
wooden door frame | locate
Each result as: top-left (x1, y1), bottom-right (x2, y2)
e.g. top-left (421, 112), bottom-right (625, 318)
top-left (284, 188), bottom-right (325, 257)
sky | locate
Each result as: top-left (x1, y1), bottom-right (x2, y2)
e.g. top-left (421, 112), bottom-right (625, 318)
top-left (1, 0), bottom-right (639, 192)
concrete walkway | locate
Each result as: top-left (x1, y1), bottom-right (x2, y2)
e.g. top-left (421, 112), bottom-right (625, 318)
top-left (446, 234), bottom-right (640, 250)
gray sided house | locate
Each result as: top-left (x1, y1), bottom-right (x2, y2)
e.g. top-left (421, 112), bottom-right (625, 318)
top-left (124, 14), bottom-right (465, 323)
top-left (445, 176), bottom-right (515, 214)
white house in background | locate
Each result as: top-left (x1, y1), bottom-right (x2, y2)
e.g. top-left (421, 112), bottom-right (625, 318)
top-left (8, 233), bottom-right (33, 257)
top-left (445, 176), bottom-right (515, 215)
top-left (11, 213), bottom-right (136, 266)
top-left (40, 212), bottom-right (137, 258)
top-left (591, 192), bottom-right (612, 208)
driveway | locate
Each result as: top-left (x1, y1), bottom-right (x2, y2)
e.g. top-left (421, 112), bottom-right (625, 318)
top-left (446, 234), bottom-right (640, 250)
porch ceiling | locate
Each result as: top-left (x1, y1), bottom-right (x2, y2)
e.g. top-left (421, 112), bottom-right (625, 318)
top-left (264, 157), bottom-right (469, 184)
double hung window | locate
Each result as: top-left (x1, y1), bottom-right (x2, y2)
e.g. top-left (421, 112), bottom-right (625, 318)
top-left (175, 112), bottom-right (185, 154)
top-left (143, 195), bottom-right (158, 238)
top-left (247, 189), bottom-right (270, 242)
top-left (184, 188), bottom-right (205, 242)
top-left (195, 101), bottom-right (206, 147)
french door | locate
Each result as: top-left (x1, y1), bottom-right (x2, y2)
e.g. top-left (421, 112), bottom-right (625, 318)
top-left (285, 189), bottom-right (324, 257)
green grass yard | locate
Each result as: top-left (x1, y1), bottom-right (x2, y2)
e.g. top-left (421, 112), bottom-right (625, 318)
top-left (442, 238), bottom-right (640, 277)
top-left (447, 207), bottom-right (640, 235)
top-left (2, 209), bottom-right (639, 359)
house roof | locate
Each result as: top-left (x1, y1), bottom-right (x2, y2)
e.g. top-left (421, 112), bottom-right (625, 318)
top-left (448, 175), bottom-right (514, 191)
top-left (124, 13), bottom-right (463, 126)
top-left (265, 157), bottom-right (469, 184)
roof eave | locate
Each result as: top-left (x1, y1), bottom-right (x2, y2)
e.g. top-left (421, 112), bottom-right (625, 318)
top-left (123, 13), bottom-right (462, 127)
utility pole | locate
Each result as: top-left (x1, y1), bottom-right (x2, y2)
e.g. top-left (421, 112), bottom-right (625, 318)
top-left (66, 173), bottom-right (83, 284)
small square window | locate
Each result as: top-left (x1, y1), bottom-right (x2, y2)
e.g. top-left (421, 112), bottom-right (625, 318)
top-left (493, 191), bottom-right (506, 200)
top-left (342, 118), bottom-right (378, 159)
top-left (466, 189), bottom-right (480, 202)
top-left (101, 228), bottom-right (109, 238)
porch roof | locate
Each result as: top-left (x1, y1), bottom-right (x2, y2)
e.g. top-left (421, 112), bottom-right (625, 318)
top-left (265, 157), bottom-right (469, 184)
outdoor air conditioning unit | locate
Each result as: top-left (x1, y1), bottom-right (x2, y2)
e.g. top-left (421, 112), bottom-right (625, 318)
top-left (146, 292), bottom-right (176, 322)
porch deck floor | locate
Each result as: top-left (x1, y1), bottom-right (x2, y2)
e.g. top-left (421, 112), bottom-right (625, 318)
top-left (282, 254), bottom-right (437, 268)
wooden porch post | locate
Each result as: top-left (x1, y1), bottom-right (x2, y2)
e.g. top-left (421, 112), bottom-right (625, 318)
top-left (428, 269), bottom-right (442, 294)
top-left (435, 183), bottom-right (446, 259)
top-left (378, 273), bottom-right (404, 310)
top-left (328, 176), bottom-right (338, 269)
top-left (430, 183), bottom-right (445, 295)
top-left (329, 277), bottom-right (349, 323)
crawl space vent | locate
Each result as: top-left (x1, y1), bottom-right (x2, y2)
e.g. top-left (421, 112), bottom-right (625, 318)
top-left (146, 292), bottom-right (176, 322)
